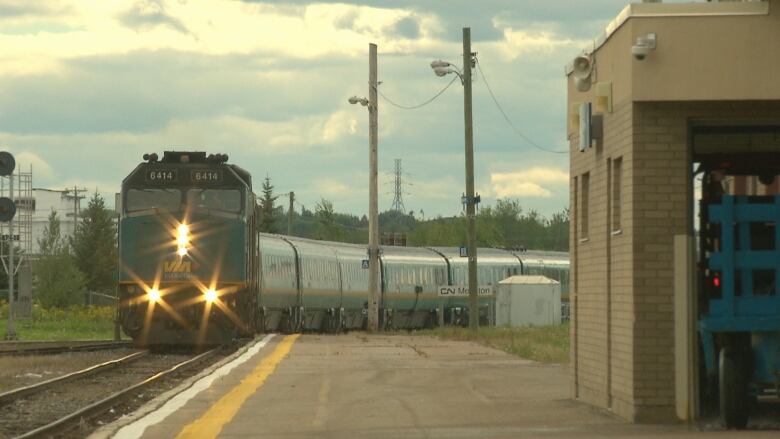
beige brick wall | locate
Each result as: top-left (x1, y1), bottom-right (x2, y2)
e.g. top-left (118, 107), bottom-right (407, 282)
top-left (570, 100), bottom-right (780, 422)
top-left (570, 97), bottom-right (636, 414)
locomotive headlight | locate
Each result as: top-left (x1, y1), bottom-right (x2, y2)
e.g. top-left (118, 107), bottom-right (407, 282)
top-left (148, 288), bottom-right (161, 302)
top-left (176, 224), bottom-right (190, 245)
top-left (204, 288), bottom-right (218, 303)
top-left (176, 223), bottom-right (190, 256)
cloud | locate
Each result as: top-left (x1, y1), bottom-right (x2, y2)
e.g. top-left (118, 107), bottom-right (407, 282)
top-left (117, 0), bottom-right (189, 34)
top-left (391, 16), bottom-right (420, 39)
top-left (501, 28), bottom-right (584, 55)
top-left (407, 176), bottom-right (461, 200)
top-left (0, 1), bottom-right (451, 73)
top-left (0, 0), bottom-right (610, 218)
top-left (0, 1), bottom-right (70, 19)
top-left (14, 151), bottom-right (55, 180)
top-left (491, 166), bottom-right (568, 198)
top-left (310, 178), bottom-right (353, 197)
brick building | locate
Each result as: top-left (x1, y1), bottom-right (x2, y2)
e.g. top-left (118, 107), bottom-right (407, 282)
top-left (566, 0), bottom-right (780, 422)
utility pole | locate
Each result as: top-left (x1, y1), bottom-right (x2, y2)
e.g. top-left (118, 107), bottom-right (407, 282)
top-left (6, 172), bottom-right (15, 340)
top-left (287, 191), bottom-right (295, 236)
top-left (367, 43), bottom-right (380, 333)
top-left (65, 186), bottom-right (87, 230)
top-left (462, 27), bottom-right (479, 332)
top-left (73, 185), bottom-right (82, 225)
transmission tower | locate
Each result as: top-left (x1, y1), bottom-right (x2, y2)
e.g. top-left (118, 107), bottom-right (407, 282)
top-left (391, 159), bottom-right (406, 213)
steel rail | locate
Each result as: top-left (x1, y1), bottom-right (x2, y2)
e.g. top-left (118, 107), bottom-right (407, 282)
top-left (16, 348), bottom-right (220, 439)
top-left (0, 341), bottom-right (132, 356)
top-left (0, 350), bottom-right (149, 405)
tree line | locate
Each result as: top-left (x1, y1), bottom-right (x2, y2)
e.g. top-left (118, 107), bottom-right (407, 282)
top-left (259, 177), bottom-right (569, 251)
top-left (35, 193), bottom-right (117, 308)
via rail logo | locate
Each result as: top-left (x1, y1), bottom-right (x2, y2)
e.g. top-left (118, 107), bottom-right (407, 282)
top-left (163, 259), bottom-right (192, 280)
top-left (437, 285), bottom-right (494, 297)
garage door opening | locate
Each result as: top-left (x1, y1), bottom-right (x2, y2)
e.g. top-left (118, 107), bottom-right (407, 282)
top-left (691, 124), bottom-right (780, 428)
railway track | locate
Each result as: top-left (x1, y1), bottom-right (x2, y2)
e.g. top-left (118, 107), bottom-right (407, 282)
top-left (0, 347), bottom-right (221, 438)
top-left (0, 340), bottom-right (132, 356)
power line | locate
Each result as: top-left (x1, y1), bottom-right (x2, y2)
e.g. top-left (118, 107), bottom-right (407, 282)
top-left (475, 58), bottom-right (569, 154)
top-left (376, 76), bottom-right (458, 110)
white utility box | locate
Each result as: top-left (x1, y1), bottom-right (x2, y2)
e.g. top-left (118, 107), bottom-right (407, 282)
top-left (496, 275), bottom-right (561, 327)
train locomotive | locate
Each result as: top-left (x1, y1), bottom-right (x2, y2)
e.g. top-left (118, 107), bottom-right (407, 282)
top-left (118, 151), bottom-right (258, 345)
top-left (118, 151), bottom-right (570, 346)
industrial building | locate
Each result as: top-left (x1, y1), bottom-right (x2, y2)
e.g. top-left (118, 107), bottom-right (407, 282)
top-left (566, 0), bottom-right (780, 423)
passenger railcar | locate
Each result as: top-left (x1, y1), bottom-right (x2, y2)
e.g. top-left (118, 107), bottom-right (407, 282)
top-left (382, 246), bottom-right (448, 329)
top-left (431, 247), bottom-right (522, 325)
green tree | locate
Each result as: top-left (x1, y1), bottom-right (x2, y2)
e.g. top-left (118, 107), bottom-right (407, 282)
top-left (34, 211), bottom-right (86, 308)
top-left (70, 192), bottom-right (117, 294)
top-left (546, 208), bottom-right (570, 251)
top-left (314, 198), bottom-right (343, 241)
top-left (259, 176), bottom-right (279, 233)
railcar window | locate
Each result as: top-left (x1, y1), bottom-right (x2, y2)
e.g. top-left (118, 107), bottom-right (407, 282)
top-left (187, 189), bottom-right (242, 213)
top-left (126, 188), bottom-right (181, 213)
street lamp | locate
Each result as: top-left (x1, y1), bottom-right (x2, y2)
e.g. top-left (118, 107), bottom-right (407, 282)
top-left (430, 60), bottom-right (463, 82)
top-left (348, 96), bottom-right (369, 106)
top-left (349, 43), bottom-right (380, 333)
top-left (431, 27), bottom-right (480, 332)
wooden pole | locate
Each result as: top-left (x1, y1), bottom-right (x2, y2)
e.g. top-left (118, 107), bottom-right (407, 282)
top-left (367, 43), bottom-right (380, 332)
top-left (462, 27), bottom-right (479, 332)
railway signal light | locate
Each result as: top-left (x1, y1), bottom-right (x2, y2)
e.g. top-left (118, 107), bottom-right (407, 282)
top-left (0, 152), bottom-right (15, 177)
top-left (0, 197), bottom-right (16, 222)
top-left (0, 152), bottom-right (15, 222)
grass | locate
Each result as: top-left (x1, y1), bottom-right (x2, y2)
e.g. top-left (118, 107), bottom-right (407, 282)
top-left (421, 323), bottom-right (570, 364)
top-left (0, 303), bottom-right (119, 340)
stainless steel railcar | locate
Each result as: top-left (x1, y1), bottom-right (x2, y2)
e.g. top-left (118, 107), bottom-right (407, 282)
top-left (430, 247), bottom-right (523, 326)
top-left (381, 246), bottom-right (448, 329)
top-left (255, 235), bottom-right (569, 331)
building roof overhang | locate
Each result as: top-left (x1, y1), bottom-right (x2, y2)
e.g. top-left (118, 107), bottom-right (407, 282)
top-left (565, 0), bottom-right (770, 75)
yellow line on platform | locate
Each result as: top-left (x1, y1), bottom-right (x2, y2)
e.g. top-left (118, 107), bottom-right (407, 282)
top-left (175, 334), bottom-right (301, 439)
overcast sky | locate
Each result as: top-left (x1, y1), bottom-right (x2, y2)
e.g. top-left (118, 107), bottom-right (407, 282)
top-left (0, 0), bottom-right (642, 217)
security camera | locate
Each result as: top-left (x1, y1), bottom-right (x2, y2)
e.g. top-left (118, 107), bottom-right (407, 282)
top-left (631, 33), bottom-right (656, 60)
top-left (348, 96), bottom-right (359, 104)
top-left (631, 44), bottom-right (652, 60)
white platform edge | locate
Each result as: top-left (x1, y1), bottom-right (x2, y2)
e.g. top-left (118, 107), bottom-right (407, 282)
top-left (88, 334), bottom-right (276, 439)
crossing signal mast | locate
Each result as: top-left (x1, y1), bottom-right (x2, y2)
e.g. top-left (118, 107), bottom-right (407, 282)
top-left (0, 152), bottom-right (18, 340)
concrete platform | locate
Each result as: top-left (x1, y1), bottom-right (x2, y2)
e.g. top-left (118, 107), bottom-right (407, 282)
top-left (106, 333), bottom-right (778, 438)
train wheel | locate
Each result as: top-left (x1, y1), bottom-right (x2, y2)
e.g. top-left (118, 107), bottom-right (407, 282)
top-left (333, 309), bottom-right (344, 333)
top-left (281, 308), bottom-right (293, 334)
top-left (294, 307), bottom-right (304, 333)
top-left (257, 312), bottom-right (266, 334)
top-left (719, 346), bottom-right (750, 429)
top-left (328, 312), bottom-right (340, 333)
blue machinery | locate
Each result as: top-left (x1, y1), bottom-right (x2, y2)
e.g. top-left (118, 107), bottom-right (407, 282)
top-left (699, 194), bottom-right (780, 428)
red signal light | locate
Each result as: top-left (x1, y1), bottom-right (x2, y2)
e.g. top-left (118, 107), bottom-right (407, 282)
top-left (713, 276), bottom-right (721, 288)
